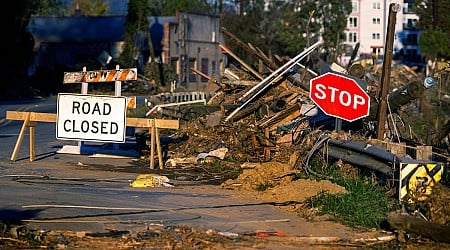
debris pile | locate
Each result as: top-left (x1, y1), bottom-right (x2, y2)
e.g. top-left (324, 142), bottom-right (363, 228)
top-left (154, 31), bottom-right (449, 166)
top-left (143, 29), bottom-right (450, 243)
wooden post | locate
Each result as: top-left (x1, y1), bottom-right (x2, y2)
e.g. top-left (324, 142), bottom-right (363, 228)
top-left (155, 126), bottom-right (164, 169)
top-left (10, 112), bottom-right (31, 161)
top-left (150, 119), bottom-right (155, 169)
top-left (376, 3), bottom-right (399, 140)
top-left (29, 121), bottom-right (37, 162)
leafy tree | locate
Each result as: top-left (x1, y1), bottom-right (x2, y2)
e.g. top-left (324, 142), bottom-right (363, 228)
top-left (119, 0), bottom-right (152, 68)
top-left (220, 0), bottom-right (266, 64)
top-left (2, 0), bottom-right (69, 99)
top-left (70, 0), bottom-right (110, 16)
top-left (155, 0), bottom-right (213, 16)
top-left (414, 0), bottom-right (450, 59)
top-left (34, 0), bottom-right (68, 15)
top-left (221, 0), bottom-right (351, 63)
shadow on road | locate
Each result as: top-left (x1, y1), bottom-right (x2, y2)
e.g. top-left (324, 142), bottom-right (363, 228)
top-left (0, 208), bottom-right (44, 225)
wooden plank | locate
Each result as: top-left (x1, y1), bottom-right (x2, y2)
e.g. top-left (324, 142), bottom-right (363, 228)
top-left (219, 44), bottom-right (263, 80)
top-left (154, 119), bottom-right (179, 129)
top-left (268, 110), bottom-right (301, 131)
top-left (7, 111), bottom-right (56, 123)
top-left (126, 117), bottom-right (179, 129)
top-left (7, 111), bottom-right (179, 129)
top-left (416, 145), bottom-right (433, 160)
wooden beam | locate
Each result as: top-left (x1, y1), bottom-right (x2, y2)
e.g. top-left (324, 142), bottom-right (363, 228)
top-left (7, 111), bottom-right (56, 123)
top-left (219, 44), bottom-right (264, 80)
top-left (7, 111), bottom-right (179, 129)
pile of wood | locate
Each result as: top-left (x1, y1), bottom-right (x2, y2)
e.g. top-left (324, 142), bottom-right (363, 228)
top-left (156, 28), bottom-right (448, 164)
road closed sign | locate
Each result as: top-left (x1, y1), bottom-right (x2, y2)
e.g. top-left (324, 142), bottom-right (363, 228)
top-left (57, 94), bottom-right (127, 142)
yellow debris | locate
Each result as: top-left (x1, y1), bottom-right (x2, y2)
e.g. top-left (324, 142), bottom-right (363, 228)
top-left (130, 174), bottom-right (172, 188)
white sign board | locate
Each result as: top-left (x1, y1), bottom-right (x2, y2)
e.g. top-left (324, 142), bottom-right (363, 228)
top-left (57, 94), bottom-right (127, 142)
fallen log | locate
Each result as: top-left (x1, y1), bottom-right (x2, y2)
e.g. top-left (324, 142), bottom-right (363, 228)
top-left (387, 211), bottom-right (450, 243)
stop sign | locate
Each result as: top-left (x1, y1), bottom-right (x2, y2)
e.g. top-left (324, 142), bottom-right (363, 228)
top-left (309, 72), bottom-right (370, 122)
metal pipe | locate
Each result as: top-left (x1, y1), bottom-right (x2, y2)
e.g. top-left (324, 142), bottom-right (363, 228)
top-left (225, 40), bottom-right (322, 122)
top-left (238, 39), bottom-right (322, 102)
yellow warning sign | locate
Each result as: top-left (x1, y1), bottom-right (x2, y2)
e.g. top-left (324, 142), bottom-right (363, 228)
top-left (399, 163), bottom-right (444, 203)
top-left (63, 68), bottom-right (137, 83)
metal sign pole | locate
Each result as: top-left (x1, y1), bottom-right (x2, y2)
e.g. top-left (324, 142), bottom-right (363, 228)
top-left (113, 65), bottom-right (122, 151)
top-left (79, 66), bottom-right (88, 151)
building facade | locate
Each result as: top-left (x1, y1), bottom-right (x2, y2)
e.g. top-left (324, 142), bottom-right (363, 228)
top-left (342, 0), bottom-right (421, 67)
top-left (166, 11), bottom-right (226, 90)
top-left (27, 12), bottom-right (226, 91)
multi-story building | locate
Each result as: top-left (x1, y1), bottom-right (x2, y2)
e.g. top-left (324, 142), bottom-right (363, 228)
top-left (342, 0), bottom-right (421, 67)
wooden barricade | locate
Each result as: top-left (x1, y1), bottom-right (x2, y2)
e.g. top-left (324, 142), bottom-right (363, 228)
top-left (6, 111), bottom-right (179, 169)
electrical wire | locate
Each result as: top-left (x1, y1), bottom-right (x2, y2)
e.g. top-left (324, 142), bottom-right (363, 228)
top-left (301, 133), bottom-right (332, 179)
top-left (386, 94), bottom-right (401, 143)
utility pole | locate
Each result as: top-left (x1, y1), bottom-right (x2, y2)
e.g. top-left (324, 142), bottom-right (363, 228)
top-left (376, 3), bottom-right (399, 140)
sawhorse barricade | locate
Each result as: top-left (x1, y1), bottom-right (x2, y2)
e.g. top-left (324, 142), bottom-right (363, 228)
top-left (6, 111), bottom-right (179, 169)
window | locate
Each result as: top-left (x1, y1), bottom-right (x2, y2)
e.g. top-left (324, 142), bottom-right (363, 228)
top-left (404, 2), bottom-right (413, 13)
top-left (407, 18), bottom-right (417, 28)
top-left (372, 18), bottom-right (380, 24)
top-left (349, 32), bottom-right (357, 42)
top-left (405, 34), bottom-right (418, 45)
top-left (349, 17), bottom-right (357, 27)
top-left (352, 1), bottom-right (357, 12)
top-left (188, 58), bottom-right (196, 82)
top-left (372, 2), bottom-right (380, 9)
top-left (200, 58), bottom-right (209, 82)
top-left (211, 61), bottom-right (216, 76)
top-left (372, 33), bottom-right (380, 39)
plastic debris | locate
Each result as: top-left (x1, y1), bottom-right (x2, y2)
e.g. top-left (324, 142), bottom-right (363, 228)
top-left (130, 174), bottom-right (173, 188)
top-left (196, 147), bottom-right (229, 162)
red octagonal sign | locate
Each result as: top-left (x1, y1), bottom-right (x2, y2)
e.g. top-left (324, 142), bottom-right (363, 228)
top-left (309, 72), bottom-right (370, 122)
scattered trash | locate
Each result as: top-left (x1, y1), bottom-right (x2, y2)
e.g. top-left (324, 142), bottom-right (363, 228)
top-left (130, 174), bottom-right (173, 188)
top-left (196, 147), bottom-right (229, 163)
top-left (218, 231), bottom-right (239, 237)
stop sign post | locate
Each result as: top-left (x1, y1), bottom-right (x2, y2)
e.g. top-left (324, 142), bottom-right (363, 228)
top-left (309, 72), bottom-right (370, 123)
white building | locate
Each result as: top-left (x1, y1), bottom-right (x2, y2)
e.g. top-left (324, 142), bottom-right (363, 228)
top-left (342, 0), bottom-right (421, 67)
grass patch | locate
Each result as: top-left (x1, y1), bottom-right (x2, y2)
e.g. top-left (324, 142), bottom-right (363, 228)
top-left (303, 163), bottom-right (396, 229)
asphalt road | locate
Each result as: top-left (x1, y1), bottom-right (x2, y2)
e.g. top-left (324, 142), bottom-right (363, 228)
top-left (0, 96), bottom-right (363, 241)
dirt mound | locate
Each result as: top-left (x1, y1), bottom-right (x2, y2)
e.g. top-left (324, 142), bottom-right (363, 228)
top-left (222, 161), bottom-right (347, 203)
